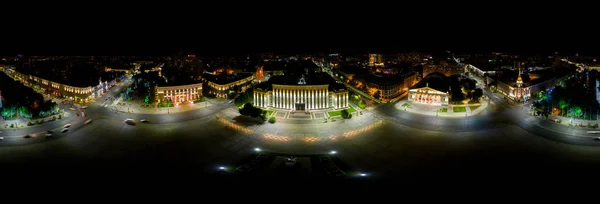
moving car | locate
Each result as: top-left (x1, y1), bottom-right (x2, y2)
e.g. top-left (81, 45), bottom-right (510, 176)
top-left (84, 119), bottom-right (93, 125)
top-left (588, 131), bottom-right (600, 134)
top-left (64, 124), bottom-right (71, 128)
top-left (0, 137), bottom-right (4, 141)
top-left (47, 130), bottom-right (55, 133)
top-left (45, 133), bottom-right (53, 138)
top-left (61, 128), bottom-right (69, 133)
top-left (140, 119), bottom-right (149, 123)
top-left (125, 119), bottom-right (136, 125)
top-left (23, 135), bottom-right (32, 139)
top-left (594, 137), bottom-right (600, 140)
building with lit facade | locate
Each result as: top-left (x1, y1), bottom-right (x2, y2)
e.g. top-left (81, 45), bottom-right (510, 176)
top-left (368, 54), bottom-right (384, 67)
top-left (359, 72), bottom-right (417, 101)
top-left (104, 65), bottom-right (136, 77)
top-left (408, 72), bottom-right (450, 106)
top-left (155, 83), bottom-right (202, 104)
top-left (6, 68), bottom-right (116, 104)
top-left (253, 75), bottom-right (349, 111)
top-left (486, 65), bottom-right (570, 102)
top-left (203, 73), bottom-right (254, 98)
top-left (423, 61), bottom-right (465, 77)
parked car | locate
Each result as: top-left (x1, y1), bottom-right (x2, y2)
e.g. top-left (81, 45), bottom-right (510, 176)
top-left (61, 128), bottom-right (69, 133)
top-left (84, 119), bottom-right (93, 125)
top-left (45, 133), bottom-right (53, 138)
top-left (140, 119), bottom-right (149, 123)
top-left (64, 124), bottom-right (71, 128)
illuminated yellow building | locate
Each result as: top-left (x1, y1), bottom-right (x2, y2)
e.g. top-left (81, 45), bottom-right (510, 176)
top-left (204, 74), bottom-right (254, 98)
top-left (7, 69), bottom-right (115, 103)
top-left (368, 54), bottom-right (384, 67)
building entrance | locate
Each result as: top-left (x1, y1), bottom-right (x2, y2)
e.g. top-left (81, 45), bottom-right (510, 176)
top-left (295, 103), bottom-right (305, 111)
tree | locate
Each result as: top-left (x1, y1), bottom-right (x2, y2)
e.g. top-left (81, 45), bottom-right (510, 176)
top-left (341, 109), bottom-right (352, 119)
top-left (402, 103), bottom-right (411, 111)
top-left (268, 116), bottom-right (276, 123)
top-left (144, 95), bottom-right (150, 104)
top-left (357, 100), bottom-right (367, 109)
top-left (472, 88), bottom-right (483, 101)
top-left (373, 90), bottom-right (381, 100)
top-left (18, 106), bottom-right (32, 119)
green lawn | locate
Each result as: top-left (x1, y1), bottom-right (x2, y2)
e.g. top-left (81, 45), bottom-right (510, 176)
top-left (439, 108), bottom-right (448, 112)
top-left (469, 105), bottom-right (481, 110)
top-left (264, 109), bottom-right (274, 116)
top-left (453, 107), bottom-right (467, 112)
top-left (347, 106), bottom-right (357, 113)
top-left (328, 110), bottom-right (342, 117)
top-left (328, 107), bottom-right (357, 117)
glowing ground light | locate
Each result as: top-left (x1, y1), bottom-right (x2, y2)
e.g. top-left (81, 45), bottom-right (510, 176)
top-left (254, 148), bottom-right (261, 152)
top-left (219, 166), bottom-right (225, 170)
top-left (303, 137), bottom-right (318, 142)
top-left (330, 150), bottom-right (337, 154)
top-left (359, 173), bottom-right (367, 177)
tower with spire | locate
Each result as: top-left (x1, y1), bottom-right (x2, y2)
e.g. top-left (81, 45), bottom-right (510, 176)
top-left (516, 61), bottom-right (523, 87)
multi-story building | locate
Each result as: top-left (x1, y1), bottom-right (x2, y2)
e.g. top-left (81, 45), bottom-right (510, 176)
top-left (203, 73), bottom-right (254, 98)
top-left (254, 85), bottom-right (348, 111)
top-left (408, 73), bottom-right (451, 106)
top-left (487, 66), bottom-right (570, 102)
top-left (368, 54), bottom-right (384, 67)
top-left (423, 61), bottom-right (465, 77)
top-left (155, 83), bottom-right (203, 104)
top-left (360, 72), bottom-right (418, 101)
top-left (6, 68), bottom-right (116, 104)
top-left (253, 75), bottom-right (349, 111)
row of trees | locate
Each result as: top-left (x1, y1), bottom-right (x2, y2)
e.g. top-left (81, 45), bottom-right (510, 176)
top-left (0, 72), bottom-right (59, 120)
top-left (532, 71), bottom-right (600, 120)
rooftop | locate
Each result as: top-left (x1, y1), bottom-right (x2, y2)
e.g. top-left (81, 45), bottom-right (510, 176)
top-left (202, 73), bottom-right (253, 85)
top-left (16, 60), bottom-right (121, 87)
top-left (411, 72), bottom-right (450, 92)
top-left (256, 72), bottom-right (345, 91)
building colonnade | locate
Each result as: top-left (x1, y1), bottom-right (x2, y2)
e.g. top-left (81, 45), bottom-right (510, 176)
top-left (254, 84), bottom-right (348, 111)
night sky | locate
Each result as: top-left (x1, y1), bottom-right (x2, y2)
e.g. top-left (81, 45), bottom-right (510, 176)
top-left (2, 4), bottom-right (596, 56)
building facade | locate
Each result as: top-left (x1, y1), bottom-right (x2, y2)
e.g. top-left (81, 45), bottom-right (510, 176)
top-left (205, 74), bottom-right (254, 98)
top-left (368, 54), bottom-right (384, 67)
top-left (408, 87), bottom-right (449, 106)
top-left (254, 84), bottom-right (349, 111)
top-left (363, 73), bottom-right (417, 101)
top-left (156, 83), bottom-right (203, 104)
top-left (423, 63), bottom-right (465, 77)
top-left (7, 69), bottom-right (116, 103)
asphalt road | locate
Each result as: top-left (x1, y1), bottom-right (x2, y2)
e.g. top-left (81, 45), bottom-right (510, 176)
top-left (3, 76), bottom-right (600, 188)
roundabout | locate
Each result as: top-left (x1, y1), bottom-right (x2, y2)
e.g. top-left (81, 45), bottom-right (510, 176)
top-left (2, 86), bottom-right (600, 185)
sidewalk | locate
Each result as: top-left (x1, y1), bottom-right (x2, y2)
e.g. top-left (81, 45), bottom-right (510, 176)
top-left (110, 100), bottom-right (215, 114)
top-left (397, 99), bottom-right (489, 118)
top-left (1, 111), bottom-right (71, 129)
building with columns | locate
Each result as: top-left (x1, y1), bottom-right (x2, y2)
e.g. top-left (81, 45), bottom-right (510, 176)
top-left (254, 84), bottom-right (348, 111)
top-left (253, 74), bottom-right (349, 111)
top-left (407, 72), bottom-right (450, 106)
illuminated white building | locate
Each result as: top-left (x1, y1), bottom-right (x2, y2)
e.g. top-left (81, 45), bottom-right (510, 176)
top-left (156, 83), bottom-right (203, 103)
top-left (254, 84), bottom-right (348, 111)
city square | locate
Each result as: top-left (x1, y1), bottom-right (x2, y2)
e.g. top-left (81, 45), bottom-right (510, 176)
top-left (2, 47), bottom-right (600, 189)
